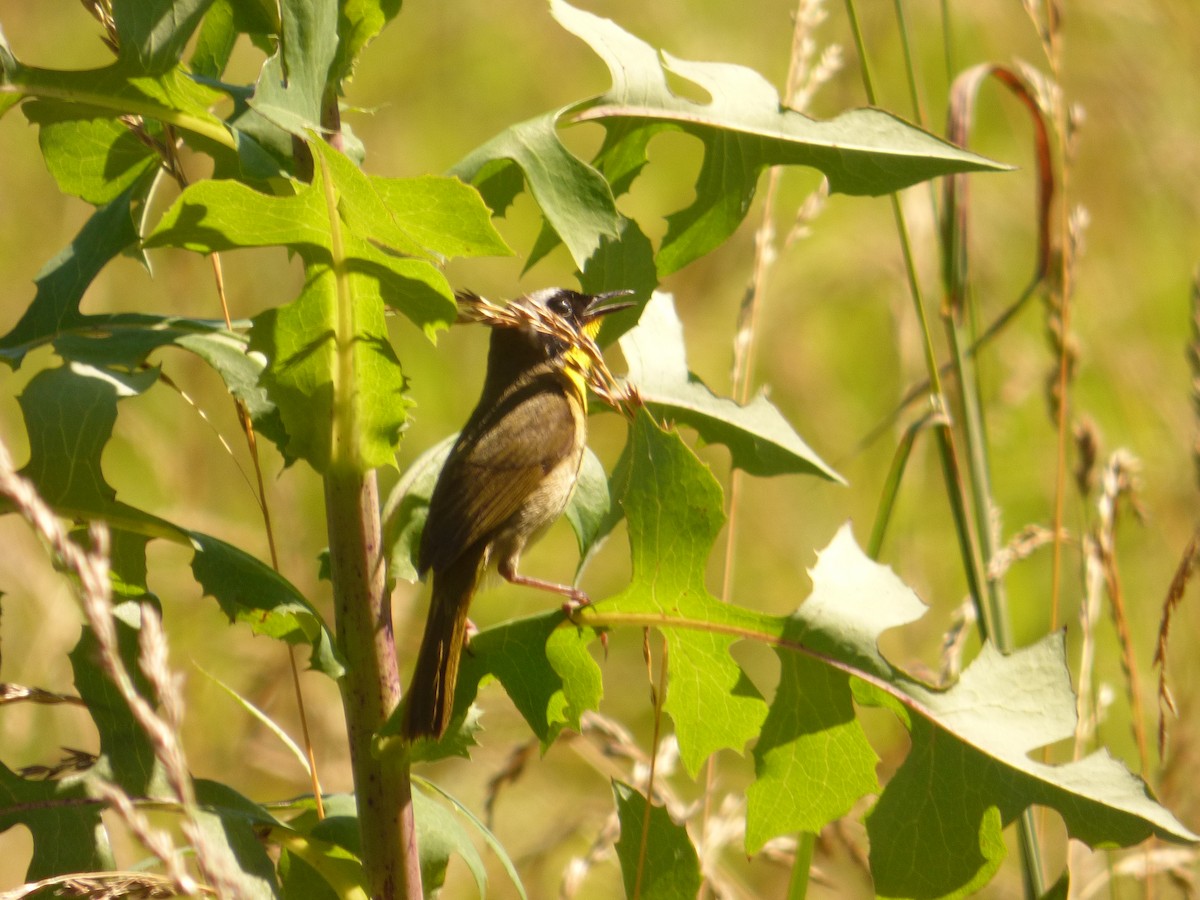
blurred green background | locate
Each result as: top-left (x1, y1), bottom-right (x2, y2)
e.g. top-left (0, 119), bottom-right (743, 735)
top-left (1, 1), bottom-right (1198, 896)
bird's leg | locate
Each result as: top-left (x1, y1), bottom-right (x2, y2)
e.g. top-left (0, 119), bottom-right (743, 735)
top-left (497, 561), bottom-right (607, 652)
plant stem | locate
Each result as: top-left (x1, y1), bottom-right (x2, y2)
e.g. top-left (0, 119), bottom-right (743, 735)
top-left (787, 832), bottom-right (814, 900)
top-left (316, 99), bottom-right (419, 896)
top-left (326, 467), bottom-right (419, 899)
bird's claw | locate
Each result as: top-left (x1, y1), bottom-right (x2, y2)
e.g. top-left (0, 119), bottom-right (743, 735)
top-left (562, 595), bottom-right (609, 657)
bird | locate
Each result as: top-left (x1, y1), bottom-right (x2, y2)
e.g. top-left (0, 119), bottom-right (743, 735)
top-left (400, 287), bottom-right (634, 741)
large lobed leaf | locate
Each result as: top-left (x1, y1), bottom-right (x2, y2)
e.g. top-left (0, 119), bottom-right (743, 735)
top-left (452, 0), bottom-right (1007, 274)
top-left (146, 138), bottom-right (506, 470)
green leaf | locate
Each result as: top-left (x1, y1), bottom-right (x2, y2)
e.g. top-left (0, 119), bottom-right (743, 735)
top-left (174, 327), bottom-right (292, 458)
top-left (412, 784), bottom-right (488, 898)
top-left (112, 0), bottom-right (218, 74)
top-left (190, 780), bottom-right (282, 899)
top-left (190, 531), bottom-right (344, 678)
top-left (190, 0), bottom-right (239, 79)
top-left (620, 293), bottom-right (841, 480)
top-left (415, 777), bottom-right (528, 900)
top-left (332, 0), bottom-right (404, 86)
top-left (564, 446), bottom-right (613, 568)
top-left (449, 112), bottom-right (622, 270)
top-left (145, 176), bottom-right (331, 251)
top-left (381, 434), bottom-right (456, 583)
top-left (150, 145), bottom-right (482, 470)
top-left (278, 852), bottom-right (343, 900)
top-left (605, 412), bottom-right (768, 775)
top-left (242, 0), bottom-right (337, 141)
top-left (190, 0), bottom-right (278, 81)
top-left (69, 599), bottom-right (170, 797)
top-left (270, 797), bottom-right (367, 899)
top-left (146, 151), bottom-right (459, 337)
top-left (579, 218), bottom-right (659, 342)
top-left (612, 781), bottom-right (701, 900)
top-left (0, 762), bottom-right (113, 882)
top-left (455, 0), bottom-right (1006, 273)
top-left (745, 652), bottom-right (879, 851)
top-left (249, 253), bottom-right (411, 472)
top-left (574, 413), bottom-right (1193, 891)
top-left (16, 364), bottom-right (168, 522)
top-left (23, 100), bottom-right (160, 204)
top-left (9, 362), bottom-right (339, 677)
top-left (0, 186), bottom-right (144, 369)
top-left (366, 174), bottom-right (512, 260)
top-left (550, 0), bottom-right (1008, 275)
top-left (455, 611), bottom-right (603, 747)
top-left (865, 635), bottom-right (1199, 899)
top-left (105, 528), bottom-right (155, 599)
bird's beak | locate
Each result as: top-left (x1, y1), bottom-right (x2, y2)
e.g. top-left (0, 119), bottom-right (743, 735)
top-left (583, 289), bottom-right (638, 321)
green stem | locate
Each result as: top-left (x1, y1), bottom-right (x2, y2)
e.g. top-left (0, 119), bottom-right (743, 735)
top-left (786, 832), bottom-right (814, 900)
top-left (316, 145), bottom-right (419, 897)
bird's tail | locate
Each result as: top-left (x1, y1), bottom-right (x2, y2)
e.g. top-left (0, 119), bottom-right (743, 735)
top-left (401, 553), bottom-right (480, 741)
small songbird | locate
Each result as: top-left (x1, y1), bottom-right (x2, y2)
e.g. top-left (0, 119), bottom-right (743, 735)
top-left (401, 287), bottom-right (634, 741)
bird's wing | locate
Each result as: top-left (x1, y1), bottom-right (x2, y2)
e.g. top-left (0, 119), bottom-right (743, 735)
top-left (419, 376), bottom-right (577, 574)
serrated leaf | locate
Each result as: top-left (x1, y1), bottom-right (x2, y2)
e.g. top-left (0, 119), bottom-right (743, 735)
top-left (745, 652), bottom-right (878, 851)
top-left (0, 762), bottom-right (114, 882)
top-left (243, 0), bottom-right (337, 140)
top-left (0, 186), bottom-right (145, 369)
top-left (449, 112), bottom-right (622, 269)
top-left (366, 174), bottom-right (512, 260)
top-left (575, 415), bottom-right (1193, 891)
top-left (112, 0), bottom-right (218, 74)
top-left (455, 611), bottom-right (603, 747)
top-left (190, 780), bottom-right (282, 899)
top-left (621, 293), bottom-right (842, 481)
top-left (604, 412), bottom-right (767, 775)
top-left (864, 636), bottom-right (1198, 900)
top-left (146, 150), bottom-right (459, 338)
top-left (145, 176), bottom-right (330, 251)
top-left (149, 145), bottom-right (476, 471)
top-left (612, 781), bottom-right (701, 900)
top-left (331, 0), bottom-right (404, 87)
top-left (9, 362), bottom-right (339, 677)
top-left (248, 253), bottom-right (411, 472)
top-left (16, 363), bottom-right (165, 517)
top-left (23, 100), bottom-right (160, 204)
top-left (380, 613), bottom-right (602, 750)
top-left (452, 1), bottom-right (1006, 274)
top-left (190, 531), bottom-right (344, 678)
top-left (69, 599), bottom-right (170, 797)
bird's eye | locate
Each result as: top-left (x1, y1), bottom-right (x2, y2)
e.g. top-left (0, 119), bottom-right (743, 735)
top-left (548, 295), bottom-right (572, 318)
